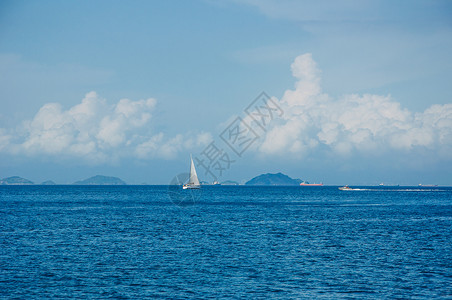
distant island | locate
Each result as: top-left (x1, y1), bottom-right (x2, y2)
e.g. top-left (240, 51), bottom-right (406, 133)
top-left (1, 173), bottom-right (311, 186)
top-left (1, 175), bottom-right (127, 185)
top-left (41, 180), bottom-right (56, 185)
top-left (221, 180), bottom-right (239, 186)
top-left (73, 175), bottom-right (126, 185)
top-left (245, 172), bottom-right (302, 186)
top-left (0, 176), bottom-right (34, 185)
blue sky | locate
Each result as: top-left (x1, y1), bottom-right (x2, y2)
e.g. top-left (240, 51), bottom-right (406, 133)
top-left (0, 0), bottom-right (451, 185)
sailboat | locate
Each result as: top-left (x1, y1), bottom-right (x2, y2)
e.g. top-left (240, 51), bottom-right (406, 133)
top-left (183, 154), bottom-right (201, 189)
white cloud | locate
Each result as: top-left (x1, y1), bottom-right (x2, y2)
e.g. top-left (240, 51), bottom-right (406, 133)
top-left (234, 0), bottom-right (377, 22)
top-left (0, 128), bottom-right (11, 152)
top-left (233, 0), bottom-right (445, 25)
top-left (0, 92), bottom-right (211, 162)
top-left (259, 53), bottom-right (452, 159)
top-left (1, 55), bottom-right (450, 167)
top-left (135, 132), bottom-right (213, 160)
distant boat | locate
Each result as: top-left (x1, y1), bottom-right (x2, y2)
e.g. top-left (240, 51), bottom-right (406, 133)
top-left (300, 181), bottom-right (323, 186)
top-left (338, 185), bottom-right (366, 191)
top-left (183, 155), bottom-right (201, 190)
top-left (338, 185), bottom-right (353, 191)
top-left (418, 184), bottom-right (438, 187)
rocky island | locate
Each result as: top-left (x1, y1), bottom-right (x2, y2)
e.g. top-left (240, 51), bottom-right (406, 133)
top-left (245, 172), bottom-right (302, 186)
top-left (0, 176), bottom-right (34, 185)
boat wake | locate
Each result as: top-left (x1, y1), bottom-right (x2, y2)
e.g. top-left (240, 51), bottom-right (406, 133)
top-left (340, 188), bottom-right (447, 192)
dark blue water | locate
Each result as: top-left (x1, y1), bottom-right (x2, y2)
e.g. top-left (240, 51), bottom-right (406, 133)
top-left (1, 186), bottom-right (451, 299)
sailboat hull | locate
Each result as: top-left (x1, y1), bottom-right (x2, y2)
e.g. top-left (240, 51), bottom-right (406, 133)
top-left (183, 184), bottom-right (200, 190)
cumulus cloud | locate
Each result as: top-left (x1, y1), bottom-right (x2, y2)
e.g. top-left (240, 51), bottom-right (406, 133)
top-left (259, 53), bottom-right (452, 159)
top-left (0, 92), bottom-right (211, 162)
top-left (1, 55), bottom-right (450, 167)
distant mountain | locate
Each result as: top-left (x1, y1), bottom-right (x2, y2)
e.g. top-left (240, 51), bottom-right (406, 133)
top-left (245, 172), bottom-right (302, 186)
top-left (0, 176), bottom-right (34, 185)
top-left (41, 180), bottom-right (56, 185)
top-left (73, 175), bottom-right (126, 185)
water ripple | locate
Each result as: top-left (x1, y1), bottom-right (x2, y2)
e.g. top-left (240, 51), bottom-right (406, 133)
top-left (1, 185), bottom-right (451, 298)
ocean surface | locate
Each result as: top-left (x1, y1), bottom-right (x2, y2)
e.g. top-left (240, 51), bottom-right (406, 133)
top-left (1, 185), bottom-right (451, 299)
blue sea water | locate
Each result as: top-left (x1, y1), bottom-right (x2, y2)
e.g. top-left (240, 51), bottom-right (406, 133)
top-left (1, 185), bottom-right (451, 299)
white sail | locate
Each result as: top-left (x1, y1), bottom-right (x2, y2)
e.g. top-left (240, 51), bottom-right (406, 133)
top-left (188, 155), bottom-right (200, 186)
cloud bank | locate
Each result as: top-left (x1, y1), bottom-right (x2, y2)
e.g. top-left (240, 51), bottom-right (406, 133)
top-left (259, 53), bottom-right (452, 160)
top-left (1, 54), bottom-right (450, 169)
top-left (0, 92), bottom-right (211, 162)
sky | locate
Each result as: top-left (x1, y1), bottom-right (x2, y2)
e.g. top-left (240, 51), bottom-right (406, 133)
top-left (0, 0), bottom-right (451, 185)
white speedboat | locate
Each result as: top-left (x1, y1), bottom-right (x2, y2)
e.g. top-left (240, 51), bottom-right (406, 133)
top-left (338, 185), bottom-right (353, 191)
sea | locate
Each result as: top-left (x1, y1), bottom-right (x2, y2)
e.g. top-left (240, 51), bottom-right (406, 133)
top-left (1, 185), bottom-right (451, 299)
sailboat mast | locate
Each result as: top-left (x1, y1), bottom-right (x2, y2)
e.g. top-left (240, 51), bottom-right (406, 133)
top-left (189, 154), bottom-right (195, 185)
top-left (189, 154), bottom-right (192, 178)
